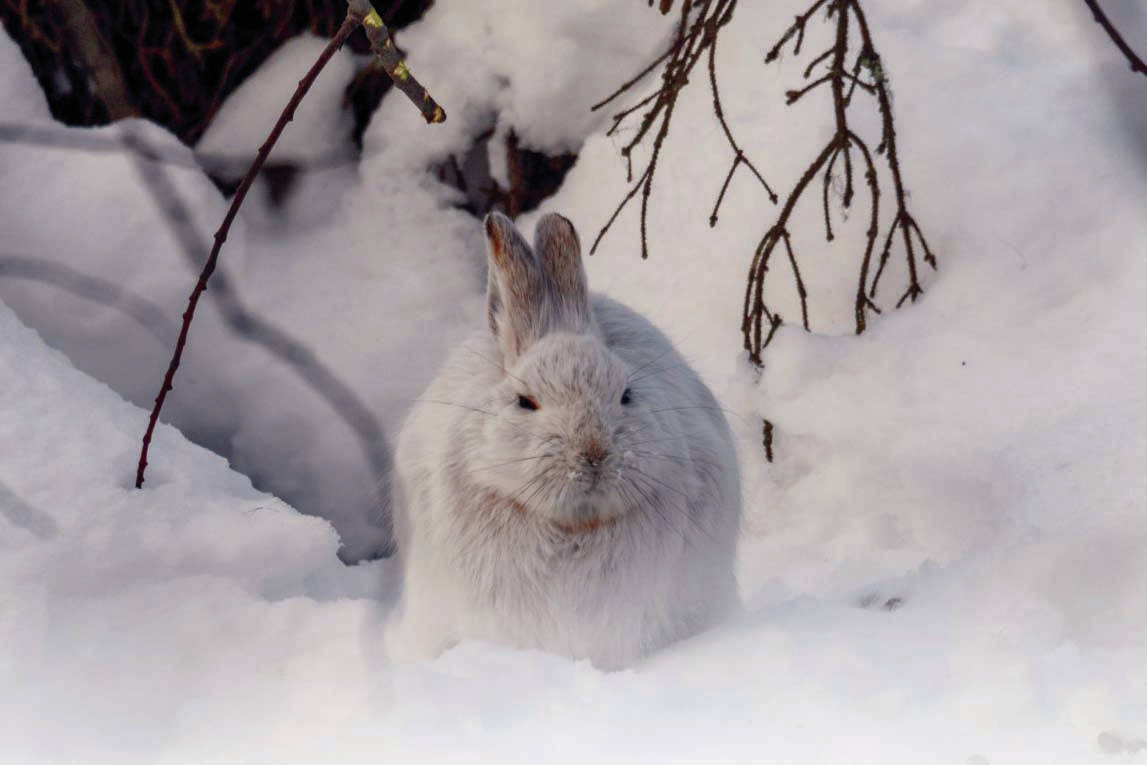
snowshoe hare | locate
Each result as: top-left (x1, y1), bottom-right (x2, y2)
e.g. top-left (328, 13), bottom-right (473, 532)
top-left (389, 212), bottom-right (741, 669)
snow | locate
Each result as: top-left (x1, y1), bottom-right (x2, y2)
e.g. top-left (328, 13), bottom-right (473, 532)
top-left (2, 0), bottom-right (1146, 762)
top-left (0, 31), bottom-right (51, 121)
top-left (197, 34), bottom-right (357, 166)
top-left (195, 33), bottom-right (360, 229)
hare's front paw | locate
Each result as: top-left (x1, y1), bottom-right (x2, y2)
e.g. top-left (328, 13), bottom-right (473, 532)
top-left (385, 604), bottom-right (457, 664)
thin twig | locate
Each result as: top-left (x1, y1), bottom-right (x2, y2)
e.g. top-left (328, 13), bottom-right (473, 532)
top-left (1082, 0), bottom-right (1147, 79)
top-left (742, 140), bottom-right (833, 359)
top-left (707, 2), bottom-right (777, 225)
top-left (349, 0), bottom-right (445, 123)
top-left (122, 126), bottom-right (393, 551)
top-left (764, 0), bottom-right (830, 63)
top-left (136, 1), bottom-right (443, 488)
top-left (850, 3), bottom-right (935, 304)
top-left (591, 0), bottom-right (775, 255)
top-left (135, 14), bottom-right (361, 488)
top-left (742, 0), bottom-right (934, 364)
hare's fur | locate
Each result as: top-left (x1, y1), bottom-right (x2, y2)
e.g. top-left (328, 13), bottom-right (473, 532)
top-left (390, 213), bottom-right (741, 670)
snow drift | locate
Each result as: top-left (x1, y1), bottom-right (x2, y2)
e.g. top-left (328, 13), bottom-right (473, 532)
top-left (1, 0), bottom-right (1145, 762)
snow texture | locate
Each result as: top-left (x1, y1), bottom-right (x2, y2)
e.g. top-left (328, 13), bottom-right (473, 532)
top-left (197, 34), bottom-right (357, 165)
top-left (0, 31), bottom-right (51, 122)
top-left (195, 33), bottom-right (360, 229)
top-left (1, 0), bottom-right (1146, 762)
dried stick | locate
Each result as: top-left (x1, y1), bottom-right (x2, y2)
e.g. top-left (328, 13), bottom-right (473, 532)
top-left (135, 1), bottom-right (444, 488)
top-left (123, 126), bottom-right (394, 554)
top-left (350, 0), bottom-right (445, 123)
top-left (741, 0), bottom-right (934, 364)
top-left (851, 5), bottom-right (934, 311)
top-left (1082, 0), bottom-right (1147, 80)
top-left (591, 0), bottom-right (775, 258)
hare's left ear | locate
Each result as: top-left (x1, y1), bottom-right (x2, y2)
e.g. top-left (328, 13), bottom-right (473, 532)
top-left (533, 213), bottom-right (590, 333)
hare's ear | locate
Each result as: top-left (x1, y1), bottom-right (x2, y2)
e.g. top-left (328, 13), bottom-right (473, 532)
top-left (533, 213), bottom-right (590, 332)
top-left (485, 212), bottom-right (546, 365)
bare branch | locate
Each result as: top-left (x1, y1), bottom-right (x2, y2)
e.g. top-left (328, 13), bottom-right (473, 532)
top-left (764, 0), bottom-right (830, 63)
top-left (1082, 0), bottom-right (1147, 80)
top-left (348, 0), bottom-right (446, 123)
top-left (137, 1), bottom-right (444, 489)
top-left (592, 0), bottom-right (776, 254)
top-left (121, 127), bottom-right (394, 544)
top-left (136, 13), bottom-right (363, 488)
top-left (742, 0), bottom-right (935, 364)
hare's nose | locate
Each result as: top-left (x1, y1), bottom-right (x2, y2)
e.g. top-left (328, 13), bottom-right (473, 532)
top-left (583, 440), bottom-right (609, 467)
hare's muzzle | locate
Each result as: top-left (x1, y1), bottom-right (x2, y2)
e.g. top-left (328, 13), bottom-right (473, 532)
top-left (583, 439), bottom-right (609, 469)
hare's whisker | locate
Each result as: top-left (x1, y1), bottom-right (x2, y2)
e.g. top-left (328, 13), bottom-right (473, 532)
top-left (627, 467), bottom-right (718, 548)
top-left (471, 454), bottom-right (549, 473)
top-left (413, 398), bottom-right (496, 417)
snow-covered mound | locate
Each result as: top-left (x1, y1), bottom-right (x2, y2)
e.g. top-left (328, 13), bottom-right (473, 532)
top-left (0, 297), bottom-right (394, 762)
top-left (1, 0), bottom-right (1146, 762)
top-left (197, 33), bottom-right (357, 167)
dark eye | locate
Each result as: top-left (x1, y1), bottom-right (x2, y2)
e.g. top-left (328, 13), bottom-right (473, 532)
top-left (518, 394), bottom-right (539, 411)
top-left (620, 388), bottom-right (632, 405)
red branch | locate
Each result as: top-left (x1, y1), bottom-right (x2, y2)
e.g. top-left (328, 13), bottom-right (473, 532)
top-left (136, 1), bottom-right (447, 488)
top-left (134, 15), bottom-right (360, 488)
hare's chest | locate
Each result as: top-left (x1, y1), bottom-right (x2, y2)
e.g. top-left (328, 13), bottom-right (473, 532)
top-left (472, 528), bottom-right (615, 596)
top-left (443, 494), bottom-right (663, 617)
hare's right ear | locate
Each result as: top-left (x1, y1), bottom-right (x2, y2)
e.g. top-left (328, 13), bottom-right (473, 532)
top-left (533, 213), bottom-right (590, 333)
top-left (485, 212), bottom-right (546, 365)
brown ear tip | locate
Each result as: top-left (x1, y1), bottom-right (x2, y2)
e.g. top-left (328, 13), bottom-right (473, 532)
top-left (483, 212), bottom-right (502, 238)
top-left (484, 212), bottom-right (508, 255)
top-left (538, 212), bottom-right (574, 230)
top-left (536, 212), bottom-right (580, 253)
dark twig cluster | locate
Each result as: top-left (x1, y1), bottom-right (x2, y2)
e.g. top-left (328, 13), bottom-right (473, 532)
top-left (1082, 0), bottom-right (1147, 81)
top-left (590, 0), bottom-right (776, 259)
top-left (0, 0), bottom-right (433, 142)
top-left (742, 0), bottom-right (936, 364)
top-left (136, 0), bottom-right (444, 489)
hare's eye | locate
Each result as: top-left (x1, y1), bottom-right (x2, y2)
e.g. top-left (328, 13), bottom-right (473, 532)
top-left (620, 388), bottom-right (633, 406)
top-left (518, 394), bottom-right (539, 411)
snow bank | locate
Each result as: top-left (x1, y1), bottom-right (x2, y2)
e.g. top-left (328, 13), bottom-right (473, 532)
top-left (1, 0), bottom-right (1146, 762)
top-left (0, 298), bottom-right (392, 762)
top-left (536, 0), bottom-right (1147, 756)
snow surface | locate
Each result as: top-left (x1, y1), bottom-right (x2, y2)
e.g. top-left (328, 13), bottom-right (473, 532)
top-left (197, 33), bottom-right (357, 166)
top-left (195, 33), bottom-right (360, 229)
top-left (0, 32), bottom-right (51, 122)
top-left (2, 1), bottom-right (1147, 762)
